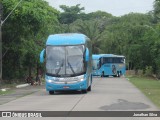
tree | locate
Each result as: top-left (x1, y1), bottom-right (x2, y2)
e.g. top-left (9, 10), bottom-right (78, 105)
top-left (101, 13), bottom-right (152, 71)
top-left (2, 0), bottom-right (60, 80)
top-left (76, 20), bottom-right (104, 53)
top-left (63, 10), bottom-right (114, 53)
top-left (59, 4), bottom-right (84, 24)
top-left (143, 23), bottom-right (160, 78)
top-left (153, 0), bottom-right (160, 23)
top-left (87, 11), bottom-right (113, 20)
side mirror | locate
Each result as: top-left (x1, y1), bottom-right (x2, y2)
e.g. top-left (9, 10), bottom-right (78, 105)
top-left (85, 48), bottom-right (89, 62)
top-left (40, 49), bottom-right (45, 63)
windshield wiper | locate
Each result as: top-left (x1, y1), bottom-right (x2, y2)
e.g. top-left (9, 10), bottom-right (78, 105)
top-left (67, 61), bottom-right (75, 74)
top-left (56, 61), bottom-right (64, 76)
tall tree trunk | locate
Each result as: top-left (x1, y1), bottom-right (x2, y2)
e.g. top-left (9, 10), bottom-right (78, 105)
top-left (28, 57), bottom-right (32, 77)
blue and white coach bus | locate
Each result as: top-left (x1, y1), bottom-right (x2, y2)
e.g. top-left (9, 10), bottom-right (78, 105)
top-left (40, 33), bottom-right (92, 94)
top-left (98, 54), bottom-right (126, 77)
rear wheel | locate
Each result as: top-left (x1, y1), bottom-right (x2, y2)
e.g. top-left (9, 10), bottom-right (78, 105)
top-left (117, 71), bottom-right (120, 77)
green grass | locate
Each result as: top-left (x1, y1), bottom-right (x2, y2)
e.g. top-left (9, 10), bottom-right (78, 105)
top-left (128, 76), bottom-right (160, 108)
top-left (0, 82), bottom-right (18, 95)
top-left (0, 83), bottom-right (16, 88)
top-left (0, 89), bottom-right (13, 95)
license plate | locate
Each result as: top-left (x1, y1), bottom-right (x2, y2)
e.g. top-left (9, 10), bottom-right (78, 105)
top-left (63, 86), bottom-right (69, 89)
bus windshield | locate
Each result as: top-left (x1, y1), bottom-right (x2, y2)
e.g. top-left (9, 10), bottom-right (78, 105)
top-left (46, 45), bottom-right (85, 77)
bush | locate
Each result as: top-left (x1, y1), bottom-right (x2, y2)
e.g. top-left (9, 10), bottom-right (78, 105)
top-left (145, 66), bottom-right (153, 77)
top-left (156, 69), bottom-right (160, 79)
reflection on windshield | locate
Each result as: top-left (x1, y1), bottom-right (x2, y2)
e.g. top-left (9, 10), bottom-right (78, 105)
top-left (46, 45), bottom-right (85, 77)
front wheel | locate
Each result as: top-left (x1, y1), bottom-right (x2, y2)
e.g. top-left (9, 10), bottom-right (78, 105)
top-left (49, 91), bottom-right (55, 95)
top-left (113, 75), bottom-right (117, 77)
top-left (87, 85), bottom-right (91, 91)
top-left (81, 89), bottom-right (87, 94)
top-left (101, 71), bottom-right (104, 77)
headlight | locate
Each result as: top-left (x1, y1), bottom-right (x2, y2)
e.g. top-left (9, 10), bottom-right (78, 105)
top-left (47, 79), bottom-right (52, 83)
top-left (77, 75), bottom-right (84, 81)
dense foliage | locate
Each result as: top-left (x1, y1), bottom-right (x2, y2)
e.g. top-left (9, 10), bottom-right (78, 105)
top-left (1, 0), bottom-right (160, 81)
top-left (1, 0), bottom-right (60, 81)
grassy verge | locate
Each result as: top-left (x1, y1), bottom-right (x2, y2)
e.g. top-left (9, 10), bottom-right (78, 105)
top-left (0, 89), bottom-right (13, 95)
top-left (127, 76), bottom-right (160, 108)
top-left (0, 83), bottom-right (17, 88)
top-left (0, 83), bottom-right (16, 95)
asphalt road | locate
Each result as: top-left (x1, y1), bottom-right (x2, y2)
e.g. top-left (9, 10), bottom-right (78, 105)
top-left (0, 76), bottom-right (159, 120)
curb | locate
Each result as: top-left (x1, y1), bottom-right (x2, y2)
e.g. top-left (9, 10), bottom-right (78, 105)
top-left (0, 88), bottom-right (10, 92)
top-left (0, 83), bottom-right (30, 92)
top-left (16, 83), bottom-right (30, 88)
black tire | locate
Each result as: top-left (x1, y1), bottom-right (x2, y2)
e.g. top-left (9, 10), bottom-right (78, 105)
top-left (49, 91), bottom-right (55, 95)
top-left (101, 71), bottom-right (104, 77)
top-left (82, 89), bottom-right (87, 94)
top-left (117, 71), bottom-right (120, 77)
top-left (113, 75), bottom-right (117, 77)
top-left (87, 85), bottom-right (91, 91)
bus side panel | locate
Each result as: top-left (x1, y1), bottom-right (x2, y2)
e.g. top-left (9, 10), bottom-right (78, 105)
top-left (100, 63), bottom-right (126, 76)
top-left (86, 39), bottom-right (92, 87)
top-left (100, 64), bottom-right (115, 76)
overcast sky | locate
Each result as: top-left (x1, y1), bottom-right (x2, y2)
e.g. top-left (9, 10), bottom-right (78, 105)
top-left (45, 0), bottom-right (155, 16)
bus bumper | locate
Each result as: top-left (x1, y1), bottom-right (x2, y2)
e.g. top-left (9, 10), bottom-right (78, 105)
top-left (46, 80), bottom-right (88, 91)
